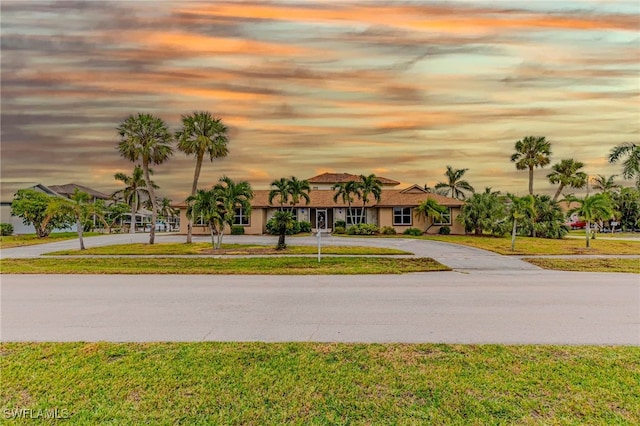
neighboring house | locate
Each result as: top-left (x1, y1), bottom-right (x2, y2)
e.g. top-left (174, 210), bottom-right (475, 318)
top-left (0, 182), bottom-right (111, 234)
top-left (176, 173), bottom-right (465, 235)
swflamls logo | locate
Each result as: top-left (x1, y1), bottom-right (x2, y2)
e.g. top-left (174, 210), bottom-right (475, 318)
top-left (3, 408), bottom-right (70, 419)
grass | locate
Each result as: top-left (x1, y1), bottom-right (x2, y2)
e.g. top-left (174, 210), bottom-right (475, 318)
top-left (524, 258), bottom-right (640, 274)
top-left (0, 257), bottom-right (447, 275)
top-left (0, 232), bottom-right (101, 249)
top-left (1, 343), bottom-right (638, 424)
top-left (421, 234), bottom-right (640, 255)
top-left (45, 243), bottom-right (411, 256)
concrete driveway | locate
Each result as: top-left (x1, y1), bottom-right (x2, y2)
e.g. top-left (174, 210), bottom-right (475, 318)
top-left (1, 234), bottom-right (638, 344)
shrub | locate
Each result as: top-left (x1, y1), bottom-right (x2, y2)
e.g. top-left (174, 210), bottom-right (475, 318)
top-left (346, 223), bottom-right (379, 235)
top-left (298, 221), bottom-right (312, 233)
top-left (403, 227), bottom-right (423, 236)
top-left (0, 223), bottom-right (14, 236)
top-left (438, 226), bottom-right (451, 235)
top-left (381, 226), bottom-right (396, 235)
top-left (334, 220), bottom-right (346, 229)
top-left (333, 226), bottom-right (346, 234)
top-left (266, 218), bottom-right (302, 235)
top-left (231, 225), bottom-right (245, 235)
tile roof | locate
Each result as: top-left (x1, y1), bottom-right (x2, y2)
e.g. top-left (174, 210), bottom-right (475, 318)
top-left (306, 172), bottom-right (400, 186)
top-left (250, 189), bottom-right (463, 208)
top-left (48, 183), bottom-right (110, 200)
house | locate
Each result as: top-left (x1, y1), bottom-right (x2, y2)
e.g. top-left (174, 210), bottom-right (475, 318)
top-left (176, 173), bottom-right (465, 235)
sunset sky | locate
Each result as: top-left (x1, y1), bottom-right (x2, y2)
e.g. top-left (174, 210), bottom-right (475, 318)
top-left (1, 0), bottom-right (638, 202)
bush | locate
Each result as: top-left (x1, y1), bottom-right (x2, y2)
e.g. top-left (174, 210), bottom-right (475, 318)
top-left (403, 227), bottom-right (423, 236)
top-left (346, 223), bottom-right (379, 235)
top-left (381, 226), bottom-right (396, 235)
top-left (0, 223), bottom-right (14, 236)
top-left (438, 226), bottom-right (450, 235)
top-left (231, 226), bottom-right (245, 235)
top-left (266, 218), bottom-right (303, 235)
top-left (334, 220), bottom-right (346, 229)
top-left (298, 221), bottom-right (312, 233)
top-left (333, 226), bottom-right (346, 234)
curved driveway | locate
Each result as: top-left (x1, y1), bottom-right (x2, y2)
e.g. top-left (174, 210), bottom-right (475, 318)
top-left (1, 234), bottom-right (638, 344)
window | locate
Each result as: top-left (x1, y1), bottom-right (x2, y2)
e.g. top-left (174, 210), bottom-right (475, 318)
top-left (346, 207), bottom-right (364, 225)
top-left (194, 215), bottom-right (206, 226)
top-left (393, 207), bottom-right (412, 225)
top-left (234, 207), bottom-right (250, 225)
top-left (434, 208), bottom-right (452, 225)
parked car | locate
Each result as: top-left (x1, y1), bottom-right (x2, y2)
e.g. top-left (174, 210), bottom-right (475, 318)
top-left (569, 220), bottom-right (586, 230)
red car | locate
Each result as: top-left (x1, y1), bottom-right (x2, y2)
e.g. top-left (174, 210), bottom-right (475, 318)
top-left (569, 220), bottom-right (586, 229)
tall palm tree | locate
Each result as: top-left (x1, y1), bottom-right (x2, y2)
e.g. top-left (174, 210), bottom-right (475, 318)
top-left (117, 113), bottom-right (173, 244)
top-left (567, 194), bottom-right (615, 248)
top-left (511, 136), bottom-right (552, 195)
top-left (112, 165), bottom-right (155, 234)
top-left (547, 159), bottom-right (587, 202)
top-left (268, 177), bottom-right (290, 207)
top-left (414, 198), bottom-right (447, 233)
top-left (43, 189), bottom-right (106, 250)
top-left (434, 166), bottom-right (475, 200)
top-left (608, 142), bottom-right (639, 188)
top-left (332, 181), bottom-right (358, 225)
top-left (212, 176), bottom-right (253, 248)
top-left (357, 174), bottom-right (382, 224)
top-left (186, 189), bottom-right (224, 249)
top-left (592, 174), bottom-right (620, 194)
top-left (286, 176), bottom-right (311, 210)
top-left (176, 112), bottom-right (229, 243)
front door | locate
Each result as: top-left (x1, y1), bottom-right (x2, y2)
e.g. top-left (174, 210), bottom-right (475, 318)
top-left (315, 209), bottom-right (327, 231)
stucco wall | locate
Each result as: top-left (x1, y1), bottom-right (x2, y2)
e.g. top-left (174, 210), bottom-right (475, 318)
top-left (378, 207), bottom-right (464, 234)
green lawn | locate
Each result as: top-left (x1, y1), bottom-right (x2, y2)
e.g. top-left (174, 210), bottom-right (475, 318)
top-left (524, 258), bottom-right (640, 274)
top-left (1, 343), bottom-right (638, 424)
top-left (0, 232), bottom-right (102, 249)
top-left (0, 257), bottom-right (447, 275)
top-left (46, 243), bottom-right (411, 256)
top-left (422, 235), bottom-right (640, 255)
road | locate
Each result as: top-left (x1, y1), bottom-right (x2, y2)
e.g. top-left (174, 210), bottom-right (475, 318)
top-left (1, 234), bottom-right (638, 344)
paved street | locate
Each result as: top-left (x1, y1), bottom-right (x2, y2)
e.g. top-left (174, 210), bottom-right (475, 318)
top-left (1, 234), bottom-right (638, 344)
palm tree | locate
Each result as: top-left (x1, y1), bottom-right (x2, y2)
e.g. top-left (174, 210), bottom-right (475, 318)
top-left (332, 181), bottom-right (358, 225)
top-left (457, 187), bottom-right (507, 236)
top-left (286, 176), bottom-right (311, 210)
top-left (567, 194), bottom-right (615, 248)
top-left (176, 112), bottom-right (229, 243)
top-left (511, 136), bottom-right (552, 195)
top-left (507, 194), bottom-right (535, 251)
top-left (434, 166), bottom-right (475, 200)
top-left (608, 143), bottom-right (639, 188)
top-left (272, 210), bottom-right (294, 250)
top-left (357, 174), bottom-right (382, 223)
top-left (212, 176), bottom-right (253, 248)
top-left (186, 189), bottom-right (224, 249)
top-left (414, 198), bottom-right (447, 233)
top-left (43, 189), bottom-right (106, 250)
top-left (592, 174), bottom-right (620, 194)
top-left (112, 165), bottom-right (156, 234)
top-left (547, 159), bottom-right (587, 202)
top-left (117, 113), bottom-right (173, 244)
top-left (268, 177), bottom-right (290, 207)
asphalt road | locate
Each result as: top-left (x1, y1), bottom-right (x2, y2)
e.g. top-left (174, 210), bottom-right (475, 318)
top-left (1, 234), bottom-right (638, 344)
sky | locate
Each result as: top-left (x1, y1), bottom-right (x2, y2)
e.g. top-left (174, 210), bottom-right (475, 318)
top-left (1, 0), bottom-right (639, 202)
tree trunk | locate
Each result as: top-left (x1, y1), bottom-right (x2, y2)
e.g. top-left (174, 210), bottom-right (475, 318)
top-left (552, 184), bottom-right (564, 202)
top-left (361, 202), bottom-right (366, 224)
top-left (511, 219), bottom-right (517, 251)
top-left (77, 218), bottom-right (85, 250)
top-left (130, 197), bottom-right (137, 234)
top-left (209, 224), bottom-right (216, 249)
top-left (217, 230), bottom-right (224, 250)
top-left (586, 220), bottom-right (591, 248)
top-left (277, 229), bottom-right (286, 250)
top-left (143, 159), bottom-right (157, 245)
top-left (528, 166), bottom-right (534, 195)
top-left (187, 154), bottom-right (204, 244)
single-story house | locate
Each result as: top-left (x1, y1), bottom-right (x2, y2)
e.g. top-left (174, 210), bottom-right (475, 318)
top-left (176, 173), bottom-right (465, 235)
